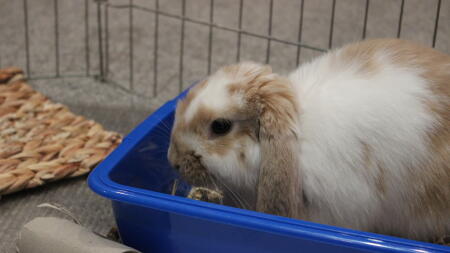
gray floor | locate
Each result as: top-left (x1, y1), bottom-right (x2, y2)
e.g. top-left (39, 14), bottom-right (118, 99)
top-left (1, 0), bottom-right (449, 252)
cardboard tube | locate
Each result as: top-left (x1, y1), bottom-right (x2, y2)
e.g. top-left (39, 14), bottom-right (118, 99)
top-left (17, 217), bottom-right (140, 253)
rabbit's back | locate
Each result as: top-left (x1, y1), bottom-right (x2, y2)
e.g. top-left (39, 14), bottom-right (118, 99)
top-left (289, 39), bottom-right (450, 240)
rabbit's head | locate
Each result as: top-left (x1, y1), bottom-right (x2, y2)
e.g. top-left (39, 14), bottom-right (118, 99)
top-left (168, 62), bottom-right (302, 217)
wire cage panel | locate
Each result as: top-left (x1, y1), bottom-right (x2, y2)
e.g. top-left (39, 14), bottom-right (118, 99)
top-left (0, 0), bottom-right (448, 100)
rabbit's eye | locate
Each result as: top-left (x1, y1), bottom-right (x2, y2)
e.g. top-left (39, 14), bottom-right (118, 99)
top-left (211, 118), bottom-right (232, 135)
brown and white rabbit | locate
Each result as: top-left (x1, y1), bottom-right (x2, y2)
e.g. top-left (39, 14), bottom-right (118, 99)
top-left (167, 38), bottom-right (450, 241)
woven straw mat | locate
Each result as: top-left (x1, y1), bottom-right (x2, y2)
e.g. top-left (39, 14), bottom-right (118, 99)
top-left (0, 67), bottom-right (122, 196)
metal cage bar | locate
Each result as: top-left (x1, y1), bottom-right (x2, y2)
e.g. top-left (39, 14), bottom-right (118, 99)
top-left (105, 3), bottom-right (110, 79)
top-left (397, 0), bottom-right (405, 38)
top-left (85, 0), bottom-right (91, 76)
top-left (23, 0), bottom-right (31, 77)
top-left (207, 0), bottom-right (214, 74)
top-left (296, 0), bottom-right (305, 66)
top-left (153, 0), bottom-right (159, 96)
top-left (265, 0), bottom-right (274, 64)
top-left (96, 0), bottom-right (105, 81)
top-left (328, 0), bottom-right (336, 49)
top-left (179, 0), bottom-right (186, 92)
top-left (236, 0), bottom-right (244, 62)
top-left (432, 0), bottom-right (442, 48)
top-left (362, 0), bottom-right (370, 39)
top-left (129, 0), bottom-right (134, 90)
top-left (53, 0), bottom-right (60, 77)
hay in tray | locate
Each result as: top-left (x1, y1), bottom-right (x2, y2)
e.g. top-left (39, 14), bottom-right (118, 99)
top-left (0, 67), bottom-right (122, 196)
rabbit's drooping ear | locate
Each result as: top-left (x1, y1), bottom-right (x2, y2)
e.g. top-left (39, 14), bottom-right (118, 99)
top-left (242, 65), bottom-right (302, 218)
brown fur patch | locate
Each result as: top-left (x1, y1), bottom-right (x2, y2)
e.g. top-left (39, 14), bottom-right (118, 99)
top-left (175, 80), bottom-right (208, 118)
top-left (351, 39), bottom-right (450, 223)
top-left (222, 65), bottom-right (241, 77)
top-left (227, 82), bottom-right (243, 95)
top-left (184, 106), bottom-right (216, 134)
top-left (388, 40), bottom-right (449, 220)
top-left (361, 141), bottom-right (386, 197)
top-left (205, 134), bottom-right (235, 156)
top-left (375, 164), bottom-right (386, 197)
top-left (239, 151), bottom-right (245, 162)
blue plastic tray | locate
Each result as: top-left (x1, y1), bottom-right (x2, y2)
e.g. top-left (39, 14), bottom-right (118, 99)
top-left (88, 88), bottom-right (449, 253)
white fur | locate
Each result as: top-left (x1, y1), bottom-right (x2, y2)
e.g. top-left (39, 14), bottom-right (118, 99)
top-left (289, 49), bottom-right (438, 236)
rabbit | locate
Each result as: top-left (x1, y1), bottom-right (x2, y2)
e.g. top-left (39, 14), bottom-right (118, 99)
top-left (167, 38), bottom-right (450, 242)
